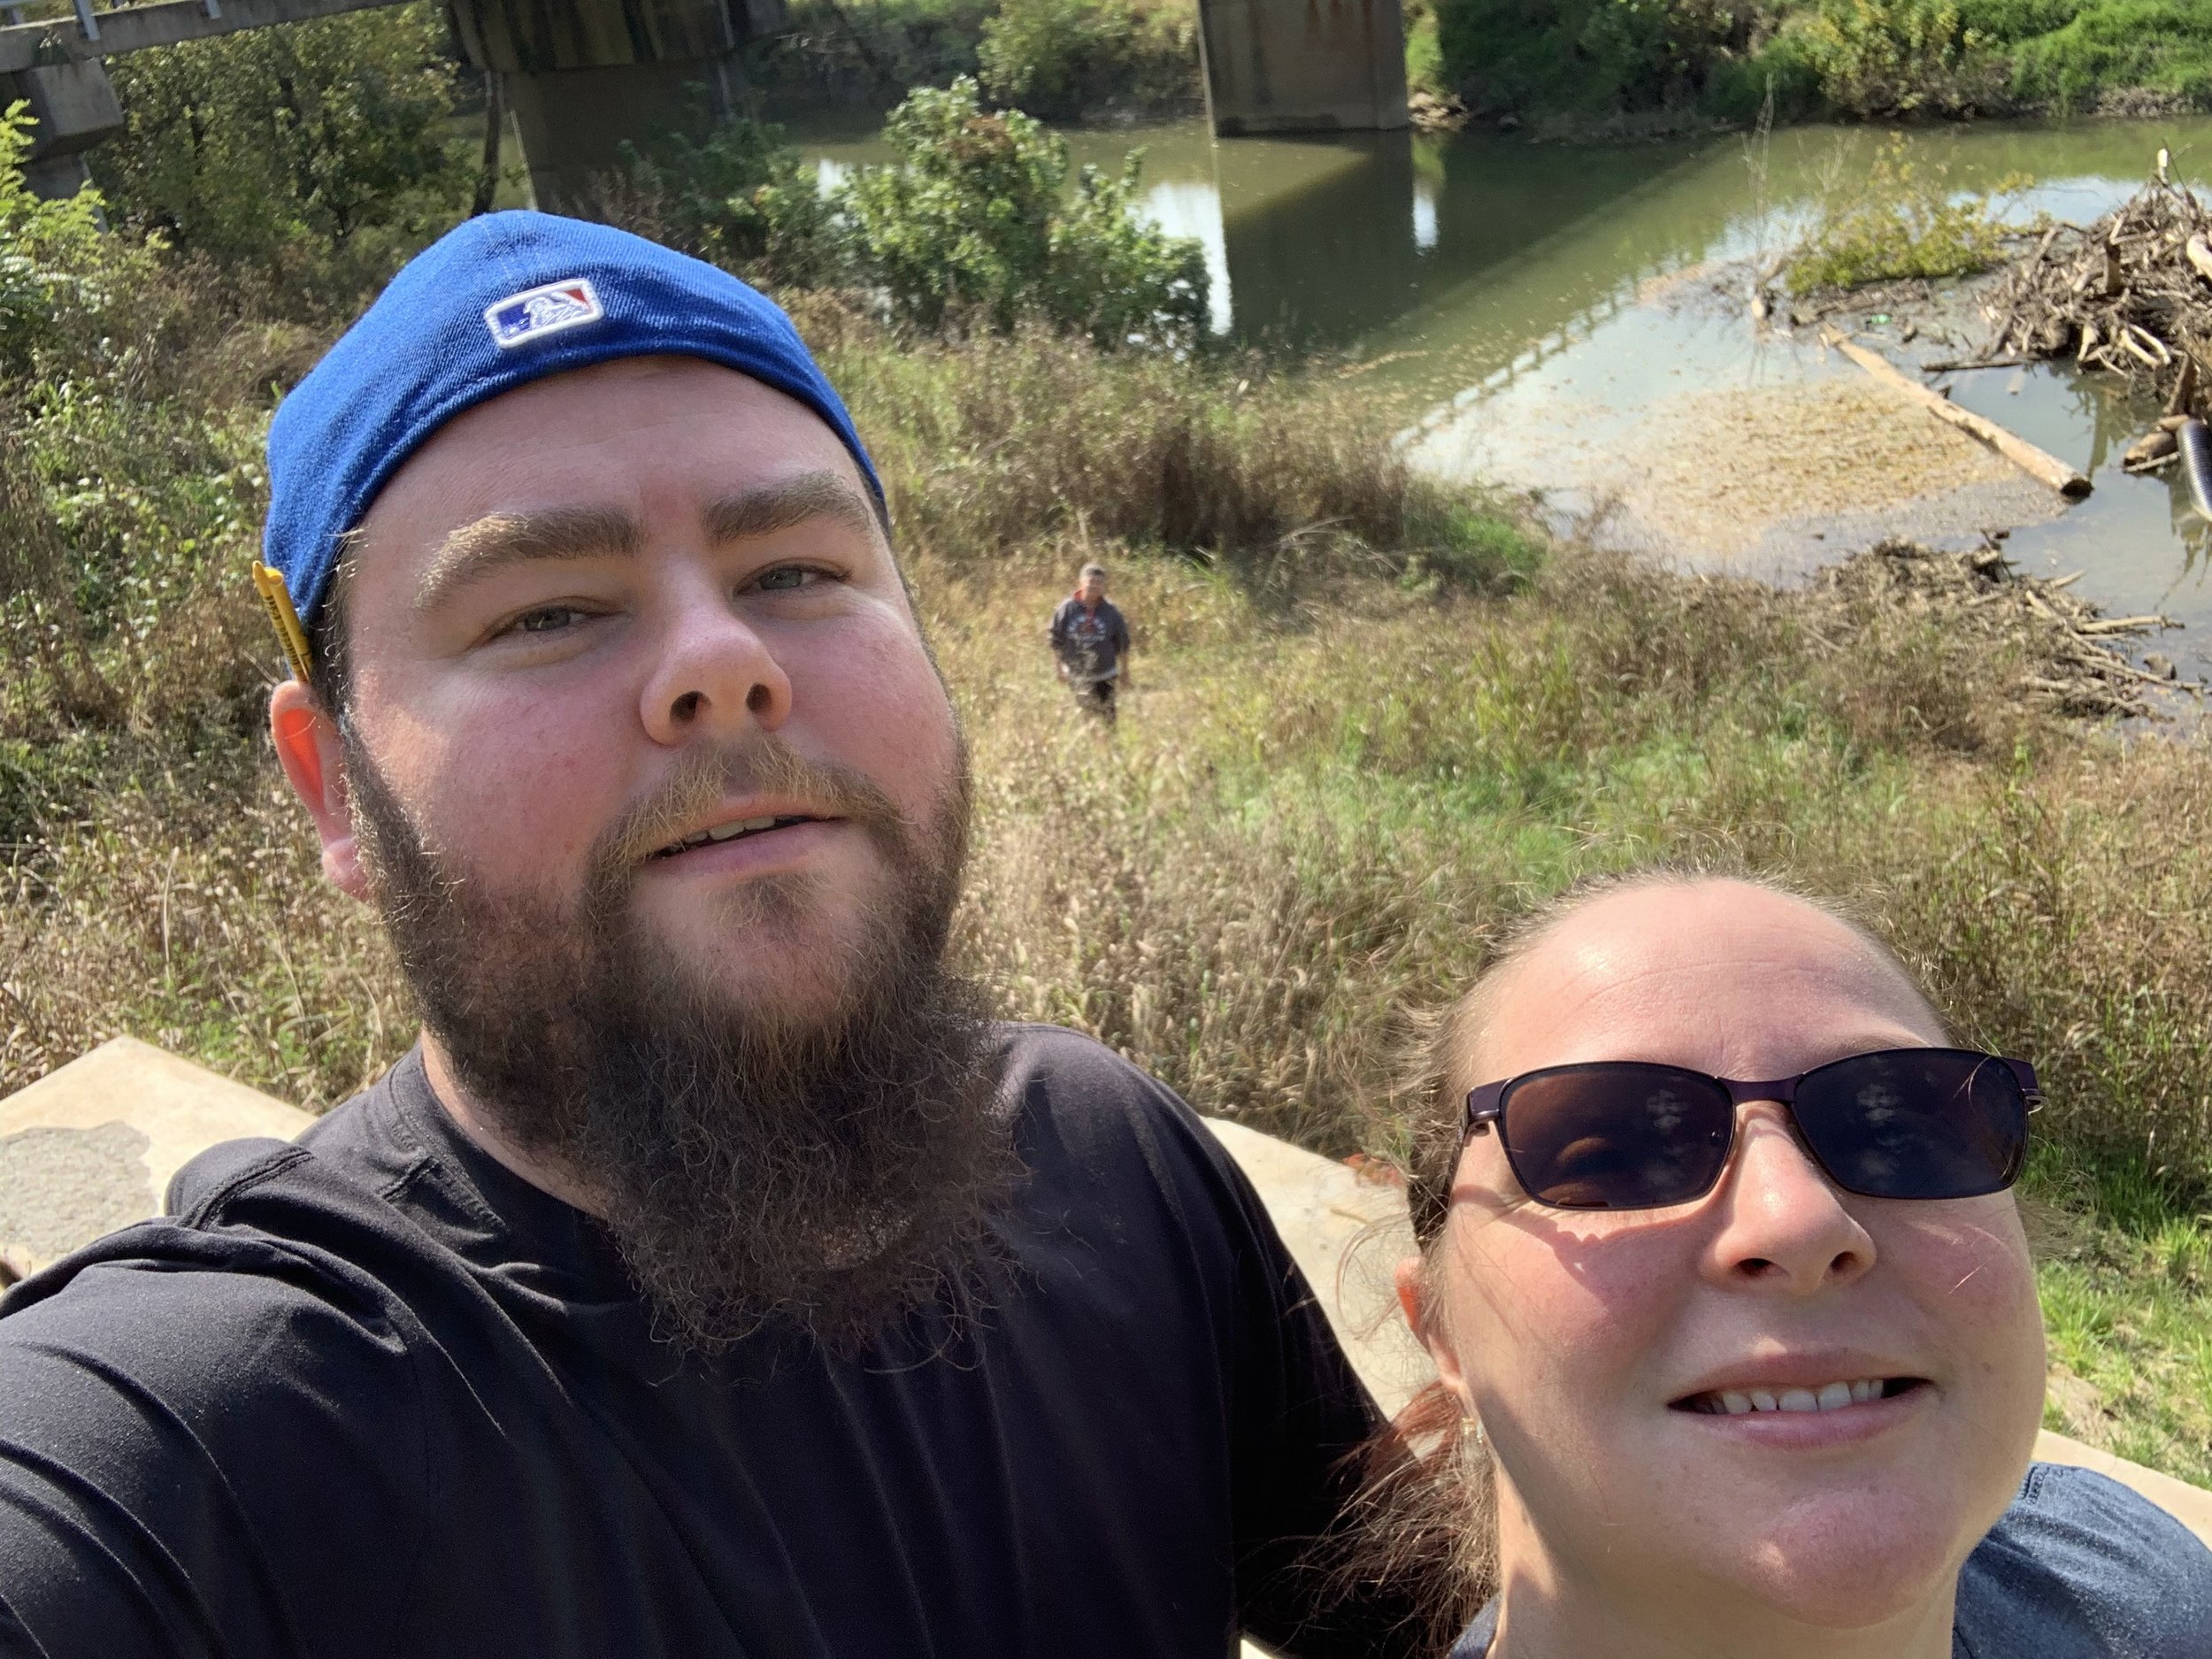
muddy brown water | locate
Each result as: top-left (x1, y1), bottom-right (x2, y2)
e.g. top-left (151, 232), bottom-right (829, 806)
top-left (797, 114), bottom-right (2212, 682)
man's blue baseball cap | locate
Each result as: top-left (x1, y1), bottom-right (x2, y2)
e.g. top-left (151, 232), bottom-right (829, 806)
top-left (261, 210), bottom-right (883, 634)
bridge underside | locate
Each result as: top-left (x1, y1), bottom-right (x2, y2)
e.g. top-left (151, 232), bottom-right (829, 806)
top-left (1198, 0), bottom-right (1408, 137)
top-left (2, 0), bottom-right (1408, 208)
top-left (0, 0), bottom-right (781, 208)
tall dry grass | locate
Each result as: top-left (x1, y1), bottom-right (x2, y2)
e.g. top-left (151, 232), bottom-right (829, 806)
top-left (791, 296), bottom-right (1524, 578)
top-left (935, 546), bottom-right (2212, 1185)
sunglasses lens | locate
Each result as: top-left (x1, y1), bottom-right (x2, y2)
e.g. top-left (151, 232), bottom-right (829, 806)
top-left (1793, 1048), bottom-right (2028, 1200)
top-left (1499, 1065), bottom-right (1735, 1209)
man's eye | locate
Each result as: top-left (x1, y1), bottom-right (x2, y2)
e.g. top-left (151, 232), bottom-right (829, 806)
top-left (513, 605), bottom-right (588, 634)
top-left (753, 566), bottom-right (819, 593)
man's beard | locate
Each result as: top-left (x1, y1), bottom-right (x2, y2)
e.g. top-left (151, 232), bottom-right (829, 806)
top-left (345, 729), bottom-right (1011, 1356)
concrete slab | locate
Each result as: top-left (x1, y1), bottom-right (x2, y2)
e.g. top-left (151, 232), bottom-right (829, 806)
top-left (1201, 1117), bottom-right (2212, 1548)
top-left (1202, 1117), bottom-right (1430, 1416)
top-left (0, 1037), bottom-right (313, 1280)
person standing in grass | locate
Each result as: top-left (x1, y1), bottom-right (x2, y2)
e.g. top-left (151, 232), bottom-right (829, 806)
top-left (1049, 560), bottom-right (1133, 723)
top-left (0, 214), bottom-right (1414, 1659)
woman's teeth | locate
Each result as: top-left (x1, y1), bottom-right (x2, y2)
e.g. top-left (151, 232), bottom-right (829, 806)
top-left (1700, 1379), bottom-right (1895, 1415)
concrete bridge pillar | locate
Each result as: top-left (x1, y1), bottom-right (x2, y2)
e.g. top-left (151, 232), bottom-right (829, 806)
top-left (0, 58), bottom-right (125, 199)
top-left (1197, 0), bottom-right (1408, 137)
top-left (447, 0), bottom-right (786, 211)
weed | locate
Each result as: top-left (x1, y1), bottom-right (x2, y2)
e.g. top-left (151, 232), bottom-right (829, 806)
top-left (1785, 134), bottom-right (2023, 293)
top-left (1795, 0), bottom-right (2008, 115)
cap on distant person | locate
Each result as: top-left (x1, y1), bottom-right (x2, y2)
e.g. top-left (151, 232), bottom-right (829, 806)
top-left (260, 210), bottom-right (883, 643)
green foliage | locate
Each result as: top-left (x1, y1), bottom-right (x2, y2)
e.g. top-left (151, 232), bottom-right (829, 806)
top-left (0, 104), bottom-right (144, 380)
top-left (1951, 0), bottom-right (2081, 35)
top-left (90, 4), bottom-right (471, 285)
top-left (1405, 0), bottom-right (1449, 94)
top-left (1795, 0), bottom-right (2008, 114)
top-left (2000, 0), bottom-right (2212, 111)
top-left (1402, 506), bottom-right (1545, 593)
top-left (839, 80), bottom-right (1206, 349)
top-left (753, 0), bottom-right (996, 103)
top-left (1432, 0), bottom-right (2212, 117)
top-left (608, 117), bottom-right (846, 288)
top-left (1702, 35), bottom-right (1827, 122)
top-left (1433, 0), bottom-right (1745, 114)
top-left (977, 0), bottom-right (1200, 119)
top-left (1785, 136), bottom-right (2019, 292)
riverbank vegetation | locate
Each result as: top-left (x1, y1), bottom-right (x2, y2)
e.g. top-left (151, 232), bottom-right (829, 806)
top-left (1782, 134), bottom-right (2020, 290)
top-left (611, 79), bottom-right (1207, 345)
top-left (3, 6), bottom-right (2210, 1486)
top-left (1422, 0), bottom-right (2212, 128)
top-left (753, 0), bottom-right (1200, 119)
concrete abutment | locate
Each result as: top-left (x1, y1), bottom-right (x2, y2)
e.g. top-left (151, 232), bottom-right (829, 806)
top-left (1198, 0), bottom-right (1408, 137)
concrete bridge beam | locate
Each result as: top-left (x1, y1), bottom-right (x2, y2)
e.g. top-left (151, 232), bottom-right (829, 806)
top-left (1198, 0), bottom-right (1409, 137)
top-left (449, 0), bottom-right (785, 212)
top-left (0, 58), bottom-right (125, 199)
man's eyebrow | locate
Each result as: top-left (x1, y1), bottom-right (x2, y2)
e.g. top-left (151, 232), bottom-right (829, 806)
top-left (412, 506), bottom-right (641, 614)
top-left (704, 472), bottom-right (882, 545)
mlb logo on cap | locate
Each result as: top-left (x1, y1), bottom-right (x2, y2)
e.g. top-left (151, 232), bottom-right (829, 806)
top-left (484, 277), bottom-right (605, 349)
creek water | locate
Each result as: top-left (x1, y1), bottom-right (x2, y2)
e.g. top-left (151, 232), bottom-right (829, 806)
top-left (797, 115), bottom-right (2212, 678)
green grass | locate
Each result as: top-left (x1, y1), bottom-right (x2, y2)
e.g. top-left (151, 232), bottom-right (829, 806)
top-left (1996, 0), bottom-right (2212, 110)
top-left (2034, 1148), bottom-right (2212, 1485)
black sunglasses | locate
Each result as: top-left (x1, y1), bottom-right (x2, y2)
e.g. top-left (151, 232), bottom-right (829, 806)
top-left (1463, 1048), bottom-right (2039, 1210)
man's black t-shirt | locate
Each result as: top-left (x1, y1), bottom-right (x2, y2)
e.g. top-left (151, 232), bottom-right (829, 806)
top-left (0, 1027), bottom-right (1413, 1659)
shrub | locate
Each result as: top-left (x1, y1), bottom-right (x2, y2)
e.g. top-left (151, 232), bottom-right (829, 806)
top-left (1404, 0), bottom-right (1449, 95)
top-left (89, 3), bottom-right (471, 291)
top-left (839, 79), bottom-right (1207, 349)
top-left (1434, 0), bottom-right (1744, 114)
top-left (1785, 136), bottom-right (2020, 292)
top-left (1702, 35), bottom-right (1827, 123)
top-left (977, 0), bottom-right (1199, 119)
top-left (0, 104), bottom-right (142, 380)
top-left (1795, 0), bottom-right (2009, 115)
top-left (595, 116), bottom-right (848, 288)
top-left (0, 107), bottom-right (277, 743)
top-left (752, 0), bottom-right (996, 104)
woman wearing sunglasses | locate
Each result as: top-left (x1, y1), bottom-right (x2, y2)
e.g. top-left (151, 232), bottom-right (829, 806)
top-left (1387, 872), bottom-right (2211, 1659)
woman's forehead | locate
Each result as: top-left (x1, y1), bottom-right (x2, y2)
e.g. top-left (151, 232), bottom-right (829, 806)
top-left (1470, 882), bottom-right (1941, 1081)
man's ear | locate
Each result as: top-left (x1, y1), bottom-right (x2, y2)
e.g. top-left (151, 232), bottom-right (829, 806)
top-left (1396, 1254), bottom-right (1475, 1410)
top-left (269, 679), bottom-right (368, 902)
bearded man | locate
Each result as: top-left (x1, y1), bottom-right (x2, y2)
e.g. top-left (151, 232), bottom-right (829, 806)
top-left (0, 215), bottom-right (1415, 1657)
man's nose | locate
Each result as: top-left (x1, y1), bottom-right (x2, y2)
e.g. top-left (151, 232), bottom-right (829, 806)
top-left (637, 582), bottom-right (794, 743)
top-left (1698, 1104), bottom-right (1878, 1294)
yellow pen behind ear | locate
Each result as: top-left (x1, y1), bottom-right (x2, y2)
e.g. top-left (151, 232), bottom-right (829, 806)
top-left (252, 562), bottom-right (315, 687)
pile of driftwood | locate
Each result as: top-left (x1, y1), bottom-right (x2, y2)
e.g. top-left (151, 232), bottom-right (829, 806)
top-left (1982, 162), bottom-right (2212, 404)
top-left (1807, 539), bottom-right (2196, 718)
